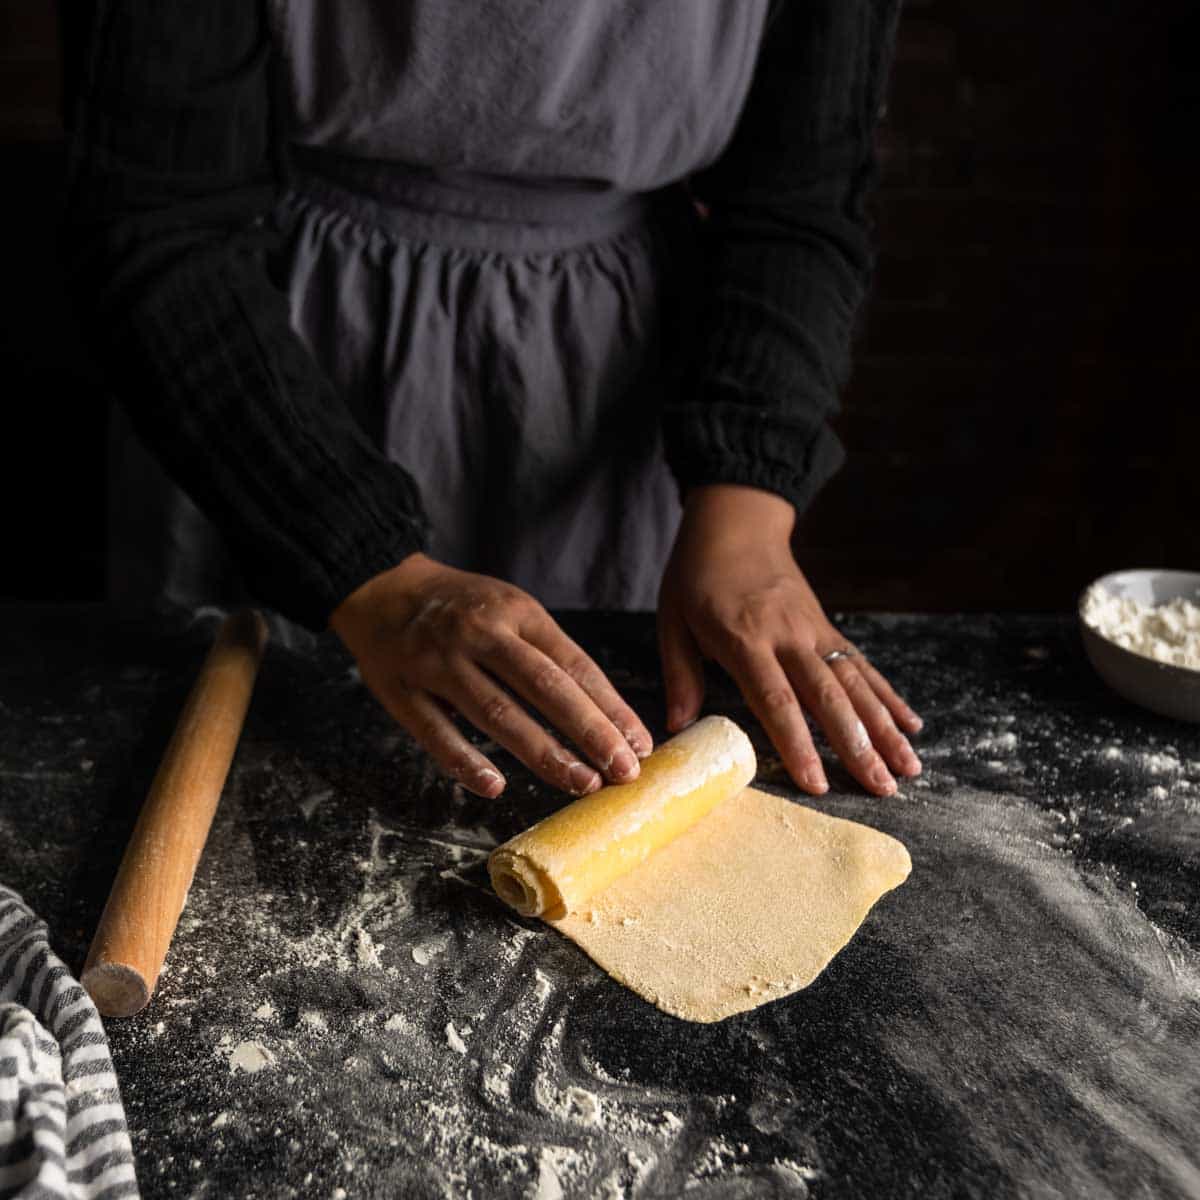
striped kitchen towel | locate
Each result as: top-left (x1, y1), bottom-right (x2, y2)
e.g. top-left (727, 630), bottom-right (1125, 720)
top-left (0, 885), bottom-right (138, 1199)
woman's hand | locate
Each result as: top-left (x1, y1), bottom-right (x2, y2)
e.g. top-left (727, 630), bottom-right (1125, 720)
top-left (331, 554), bottom-right (653, 799)
top-left (657, 485), bottom-right (923, 797)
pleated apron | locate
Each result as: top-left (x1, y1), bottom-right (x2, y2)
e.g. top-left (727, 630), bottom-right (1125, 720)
top-left (107, 0), bottom-right (770, 618)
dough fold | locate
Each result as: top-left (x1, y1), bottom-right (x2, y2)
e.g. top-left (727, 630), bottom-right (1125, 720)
top-left (488, 716), bottom-right (756, 918)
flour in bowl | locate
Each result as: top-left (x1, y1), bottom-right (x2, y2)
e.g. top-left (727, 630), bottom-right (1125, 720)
top-left (1081, 584), bottom-right (1200, 669)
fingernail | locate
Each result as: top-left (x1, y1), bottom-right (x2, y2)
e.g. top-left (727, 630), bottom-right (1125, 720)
top-left (907, 713), bottom-right (924, 732)
top-left (625, 729), bottom-right (652, 759)
top-left (898, 738), bottom-right (922, 775)
top-left (611, 747), bottom-right (640, 782)
top-left (475, 768), bottom-right (505, 798)
top-left (569, 761), bottom-right (602, 795)
top-left (803, 768), bottom-right (829, 794)
top-left (871, 766), bottom-right (897, 795)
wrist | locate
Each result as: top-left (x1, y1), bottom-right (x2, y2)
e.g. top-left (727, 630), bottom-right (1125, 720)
top-left (680, 483), bottom-right (796, 544)
top-left (330, 552), bottom-right (439, 640)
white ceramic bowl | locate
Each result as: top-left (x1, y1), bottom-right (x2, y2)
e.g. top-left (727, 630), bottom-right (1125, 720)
top-left (1078, 569), bottom-right (1200, 723)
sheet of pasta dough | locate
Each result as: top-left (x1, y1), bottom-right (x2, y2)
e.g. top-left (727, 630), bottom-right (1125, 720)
top-left (550, 787), bottom-right (911, 1023)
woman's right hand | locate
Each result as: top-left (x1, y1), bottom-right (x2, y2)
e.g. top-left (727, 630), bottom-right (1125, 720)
top-left (329, 554), bottom-right (653, 799)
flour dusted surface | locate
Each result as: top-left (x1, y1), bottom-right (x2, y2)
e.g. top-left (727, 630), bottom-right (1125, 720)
top-left (18, 606), bottom-right (1200, 1199)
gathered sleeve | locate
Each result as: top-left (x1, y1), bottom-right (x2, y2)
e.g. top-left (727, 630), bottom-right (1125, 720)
top-left (60, 0), bottom-right (430, 630)
top-left (664, 0), bottom-right (902, 516)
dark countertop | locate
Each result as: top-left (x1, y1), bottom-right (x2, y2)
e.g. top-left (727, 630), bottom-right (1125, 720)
top-left (2, 604), bottom-right (1198, 1200)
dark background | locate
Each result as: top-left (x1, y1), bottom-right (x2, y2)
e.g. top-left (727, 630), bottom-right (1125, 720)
top-left (2, 0), bottom-right (1196, 612)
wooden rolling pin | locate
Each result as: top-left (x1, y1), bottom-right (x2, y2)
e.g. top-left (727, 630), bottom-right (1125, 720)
top-left (82, 609), bottom-right (268, 1017)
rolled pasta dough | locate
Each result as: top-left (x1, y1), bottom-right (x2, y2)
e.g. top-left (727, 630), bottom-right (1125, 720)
top-left (489, 718), bottom-right (911, 1023)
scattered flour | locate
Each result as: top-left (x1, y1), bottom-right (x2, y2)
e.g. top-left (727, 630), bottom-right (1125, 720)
top-left (536, 1146), bottom-right (588, 1199)
top-left (300, 1010), bottom-right (329, 1033)
top-left (445, 1022), bottom-right (468, 1055)
top-left (534, 1079), bottom-right (603, 1127)
top-left (483, 1062), bottom-right (515, 1102)
top-left (470, 824), bottom-right (499, 847)
top-left (298, 789), bottom-right (331, 820)
top-left (416, 1096), bottom-right (534, 1192)
top-left (1082, 584), bottom-right (1200, 669)
top-left (534, 1148), bottom-right (565, 1200)
top-left (228, 1041), bottom-right (274, 1074)
top-left (355, 926), bottom-right (383, 969)
top-left (689, 1136), bottom-right (745, 1181)
top-left (771, 1158), bottom-right (822, 1189)
top-left (410, 936), bottom-right (449, 966)
top-left (113, 618), bottom-right (1196, 1200)
top-left (1141, 751), bottom-right (1181, 775)
top-left (1096, 745), bottom-right (1184, 778)
top-left (976, 731), bottom-right (1018, 755)
top-left (564, 1088), bottom-right (601, 1126)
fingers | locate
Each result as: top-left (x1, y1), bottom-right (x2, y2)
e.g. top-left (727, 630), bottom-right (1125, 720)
top-left (856, 655), bottom-right (924, 733)
top-left (443, 659), bottom-right (634, 797)
top-left (718, 640), bottom-right (828, 795)
top-left (341, 565), bottom-right (657, 795)
top-left (479, 635), bottom-right (642, 784)
top-left (781, 648), bottom-right (900, 797)
top-left (522, 615), bottom-right (653, 761)
top-left (657, 612), bottom-right (706, 734)
top-left (827, 658), bottom-right (922, 779)
top-left (385, 688), bottom-right (507, 799)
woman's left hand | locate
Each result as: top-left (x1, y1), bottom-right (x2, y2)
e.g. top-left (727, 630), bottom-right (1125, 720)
top-left (657, 484), bottom-right (923, 797)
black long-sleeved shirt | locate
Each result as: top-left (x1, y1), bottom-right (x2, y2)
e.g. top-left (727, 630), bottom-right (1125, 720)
top-left (60, 0), bottom-right (900, 631)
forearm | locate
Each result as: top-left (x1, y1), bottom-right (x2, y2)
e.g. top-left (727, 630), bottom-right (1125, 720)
top-left (664, 0), bottom-right (901, 518)
top-left (60, 0), bottom-right (429, 629)
top-left (84, 243), bottom-right (430, 628)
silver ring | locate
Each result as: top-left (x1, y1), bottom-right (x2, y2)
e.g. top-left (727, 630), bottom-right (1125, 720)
top-left (821, 647), bottom-right (859, 665)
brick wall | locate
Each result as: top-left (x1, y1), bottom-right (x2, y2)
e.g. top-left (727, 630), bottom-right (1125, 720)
top-left (802, 0), bottom-right (1199, 609)
top-left (1, 0), bottom-right (1196, 609)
